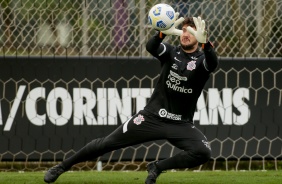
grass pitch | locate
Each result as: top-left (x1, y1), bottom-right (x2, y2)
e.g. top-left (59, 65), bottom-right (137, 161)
top-left (0, 170), bottom-right (281, 184)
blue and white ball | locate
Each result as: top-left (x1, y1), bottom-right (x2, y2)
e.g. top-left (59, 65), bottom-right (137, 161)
top-left (148, 4), bottom-right (176, 31)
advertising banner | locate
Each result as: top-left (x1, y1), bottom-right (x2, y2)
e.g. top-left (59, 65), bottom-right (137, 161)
top-left (0, 57), bottom-right (281, 161)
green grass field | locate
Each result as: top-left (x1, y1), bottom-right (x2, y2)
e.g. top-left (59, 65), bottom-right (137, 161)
top-left (0, 170), bottom-right (281, 184)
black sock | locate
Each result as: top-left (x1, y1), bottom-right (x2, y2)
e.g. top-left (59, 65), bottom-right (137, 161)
top-left (61, 137), bottom-right (107, 170)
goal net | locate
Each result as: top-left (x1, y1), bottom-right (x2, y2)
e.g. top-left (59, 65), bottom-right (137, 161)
top-left (0, 0), bottom-right (281, 57)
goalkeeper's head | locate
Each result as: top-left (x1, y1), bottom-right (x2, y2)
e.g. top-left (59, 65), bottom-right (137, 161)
top-left (182, 17), bottom-right (196, 29)
top-left (180, 17), bottom-right (198, 52)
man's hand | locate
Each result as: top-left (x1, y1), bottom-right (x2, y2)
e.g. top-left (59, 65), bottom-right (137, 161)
top-left (187, 16), bottom-right (207, 43)
top-left (161, 12), bottom-right (184, 36)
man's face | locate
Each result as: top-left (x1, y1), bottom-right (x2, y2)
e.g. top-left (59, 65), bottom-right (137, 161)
top-left (180, 25), bottom-right (198, 50)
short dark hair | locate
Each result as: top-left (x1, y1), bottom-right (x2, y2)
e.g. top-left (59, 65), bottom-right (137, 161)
top-left (182, 17), bottom-right (195, 28)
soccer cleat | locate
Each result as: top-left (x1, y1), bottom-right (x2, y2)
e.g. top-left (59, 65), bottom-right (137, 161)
top-left (145, 161), bottom-right (162, 184)
top-left (44, 164), bottom-right (66, 183)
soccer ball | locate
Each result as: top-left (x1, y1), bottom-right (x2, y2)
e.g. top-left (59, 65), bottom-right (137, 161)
top-left (148, 4), bottom-right (176, 31)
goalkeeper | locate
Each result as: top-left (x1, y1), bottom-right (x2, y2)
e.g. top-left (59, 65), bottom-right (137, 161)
top-left (44, 14), bottom-right (218, 184)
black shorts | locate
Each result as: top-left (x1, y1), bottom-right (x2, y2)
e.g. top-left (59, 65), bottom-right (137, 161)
top-left (103, 110), bottom-right (209, 152)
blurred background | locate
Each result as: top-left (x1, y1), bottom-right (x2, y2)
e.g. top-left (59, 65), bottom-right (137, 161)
top-left (0, 0), bottom-right (281, 57)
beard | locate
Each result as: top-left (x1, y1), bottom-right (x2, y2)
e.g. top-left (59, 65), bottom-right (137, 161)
top-left (181, 43), bottom-right (195, 51)
top-left (180, 37), bottom-right (198, 51)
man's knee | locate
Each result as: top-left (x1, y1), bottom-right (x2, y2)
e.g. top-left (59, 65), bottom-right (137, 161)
top-left (183, 143), bottom-right (211, 164)
top-left (199, 147), bottom-right (211, 162)
top-left (192, 144), bottom-right (211, 164)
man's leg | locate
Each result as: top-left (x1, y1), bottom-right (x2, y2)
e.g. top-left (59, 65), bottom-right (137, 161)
top-left (145, 122), bottom-right (211, 184)
top-left (44, 111), bottom-right (165, 183)
top-left (160, 123), bottom-right (211, 169)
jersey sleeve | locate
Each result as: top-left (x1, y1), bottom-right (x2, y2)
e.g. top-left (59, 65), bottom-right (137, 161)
top-left (201, 41), bottom-right (219, 72)
top-left (146, 31), bottom-right (172, 61)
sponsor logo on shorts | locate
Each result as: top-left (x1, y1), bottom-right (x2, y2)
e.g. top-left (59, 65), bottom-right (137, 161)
top-left (159, 109), bottom-right (168, 117)
top-left (133, 114), bottom-right (144, 125)
top-left (202, 140), bottom-right (211, 150)
top-left (158, 109), bottom-right (182, 120)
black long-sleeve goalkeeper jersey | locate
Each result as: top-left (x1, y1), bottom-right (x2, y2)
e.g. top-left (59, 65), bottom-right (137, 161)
top-left (144, 32), bottom-right (218, 122)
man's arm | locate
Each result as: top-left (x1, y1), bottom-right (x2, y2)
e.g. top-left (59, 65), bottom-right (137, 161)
top-left (146, 31), bottom-right (166, 57)
top-left (202, 41), bottom-right (218, 72)
top-left (187, 16), bottom-right (218, 72)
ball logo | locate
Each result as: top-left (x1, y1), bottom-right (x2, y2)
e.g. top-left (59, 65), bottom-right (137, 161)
top-left (159, 109), bottom-right (167, 117)
top-left (156, 20), bottom-right (167, 29)
top-left (166, 11), bottom-right (175, 20)
top-left (153, 7), bottom-right (161, 16)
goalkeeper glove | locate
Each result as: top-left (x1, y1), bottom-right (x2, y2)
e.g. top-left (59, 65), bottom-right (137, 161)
top-left (187, 16), bottom-right (207, 43)
top-left (161, 12), bottom-right (184, 36)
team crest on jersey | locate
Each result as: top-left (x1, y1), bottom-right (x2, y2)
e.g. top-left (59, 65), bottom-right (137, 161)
top-left (187, 61), bottom-right (196, 71)
top-left (133, 114), bottom-right (145, 125)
